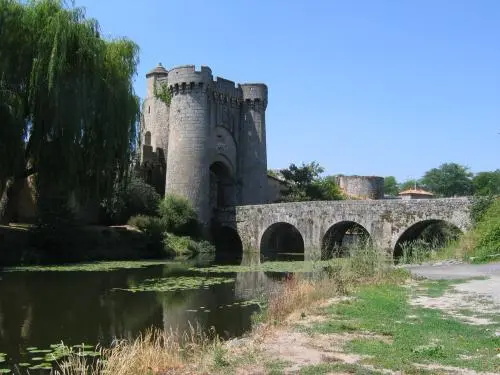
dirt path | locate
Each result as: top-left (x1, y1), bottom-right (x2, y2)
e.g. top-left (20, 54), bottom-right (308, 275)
top-left (406, 261), bottom-right (500, 303)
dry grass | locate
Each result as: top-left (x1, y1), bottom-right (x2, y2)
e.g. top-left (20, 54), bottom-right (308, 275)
top-left (262, 246), bottom-right (401, 324)
top-left (54, 325), bottom-right (218, 375)
top-left (53, 247), bottom-right (406, 375)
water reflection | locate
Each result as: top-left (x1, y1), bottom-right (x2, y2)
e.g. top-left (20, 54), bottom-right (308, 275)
top-left (0, 252), bottom-right (285, 368)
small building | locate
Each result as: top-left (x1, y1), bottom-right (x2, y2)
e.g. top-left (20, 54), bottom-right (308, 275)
top-left (398, 188), bottom-right (434, 200)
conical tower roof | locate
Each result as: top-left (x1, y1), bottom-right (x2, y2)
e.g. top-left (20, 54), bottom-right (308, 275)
top-left (146, 63), bottom-right (168, 77)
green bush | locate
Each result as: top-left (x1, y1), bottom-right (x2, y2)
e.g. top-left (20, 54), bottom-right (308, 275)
top-left (470, 198), bottom-right (500, 261)
top-left (127, 215), bottom-right (165, 253)
top-left (158, 194), bottom-right (200, 237)
top-left (163, 234), bottom-right (192, 256)
top-left (189, 239), bottom-right (216, 254)
top-left (470, 195), bottom-right (496, 225)
top-left (163, 233), bottom-right (215, 257)
top-left (101, 176), bottom-right (161, 224)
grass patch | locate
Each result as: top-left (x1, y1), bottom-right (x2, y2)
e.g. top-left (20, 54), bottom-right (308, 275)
top-left (419, 277), bottom-right (488, 297)
top-left (265, 359), bottom-right (290, 374)
top-left (313, 283), bottom-right (500, 373)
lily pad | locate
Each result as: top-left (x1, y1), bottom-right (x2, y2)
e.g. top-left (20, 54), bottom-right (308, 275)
top-left (190, 259), bottom-right (346, 274)
top-left (29, 363), bottom-right (52, 370)
top-left (0, 369), bottom-right (11, 374)
top-left (28, 349), bottom-right (51, 354)
top-left (4, 260), bottom-right (178, 273)
top-left (114, 276), bottom-right (234, 293)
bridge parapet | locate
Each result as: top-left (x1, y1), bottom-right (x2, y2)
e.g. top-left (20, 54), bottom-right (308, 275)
top-left (215, 197), bottom-right (472, 259)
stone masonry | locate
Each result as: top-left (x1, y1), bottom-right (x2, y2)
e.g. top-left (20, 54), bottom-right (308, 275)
top-left (140, 64), bottom-right (268, 225)
top-left (216, 197), bottom-right (472, 259)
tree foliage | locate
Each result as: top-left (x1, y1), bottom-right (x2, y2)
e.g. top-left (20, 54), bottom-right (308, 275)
top-left (420, 163), bottom-right (473, 197)
top-left (384, 176), bottom-right (399, 196)
top-left (101, 176), bottom-right (161, 225)
top-left (472, 170), bottom-right (500, 196)
top-left (279, 162), bottom-right (344, 202)
top-left (0, 0), bottom-right (140, 223)
top-left (399, 179), bottom-right (419, 192)
top-left (158, 194), bottom-right (200, 237)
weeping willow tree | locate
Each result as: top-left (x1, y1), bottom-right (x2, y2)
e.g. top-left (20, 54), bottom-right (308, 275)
top-left (0, 0), bottom-right (140, 224)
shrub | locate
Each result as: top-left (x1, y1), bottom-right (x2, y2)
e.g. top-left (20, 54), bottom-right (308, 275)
top-left (163, 234), bottom-right (215, 257)
top-left (471, 195), bottom-right (496, 225)
top-left (163, 234), bottom-right (192, 256)
top-left (158, 194), bottom-right (200, 237)
top-left (470, 198), bottom-right (500, 261)
top-left (127, 215), bottom-right (165, 254)
top-left (101, 177), bottom-right (161, 224)
top-left (189, 240), bottom-right (216, 254)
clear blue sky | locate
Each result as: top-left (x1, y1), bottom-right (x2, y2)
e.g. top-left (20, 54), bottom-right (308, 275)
top-left (80, 0), bottom-right (499, 182)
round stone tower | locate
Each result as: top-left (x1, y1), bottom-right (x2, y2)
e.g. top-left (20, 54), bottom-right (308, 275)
top-left (165, 65), bottom-right (213, 225)
top-left (239, 84), bottom-right (268, 204)
top-left (143, 63), bottom-right (169, 152)
top-left (335, 175), bottom-right (385, 200)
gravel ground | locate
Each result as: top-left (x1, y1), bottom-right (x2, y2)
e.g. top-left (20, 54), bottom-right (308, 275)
top-left (406, 261), bottom-right (500, 303)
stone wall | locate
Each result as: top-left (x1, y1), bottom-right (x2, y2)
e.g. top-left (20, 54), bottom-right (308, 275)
top-left (216, 197), bottom-right (472, 259)
top-left (140, 64), bottom-right (269, 225)
top-left (336, 175), bottom-right (384, 199)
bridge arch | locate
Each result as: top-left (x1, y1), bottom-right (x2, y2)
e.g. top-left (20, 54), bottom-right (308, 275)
top-left (321, 221), bottom-right (371, 259)
top-left (212, 224), bottom-right (243, 263)
top-left (260, 222), bottom-right (305, 261)
top-left (393, 219), bottom-right (462, 261)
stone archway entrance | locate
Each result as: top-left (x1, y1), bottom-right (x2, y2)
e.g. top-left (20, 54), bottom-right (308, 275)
top-left (209, 161), bottom-right (235, 210)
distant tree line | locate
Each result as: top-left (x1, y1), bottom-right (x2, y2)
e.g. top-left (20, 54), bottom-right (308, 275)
top-left (275, 162), bottom-right (499, 203)
top-left (384, 163), bottom-right (500, 198)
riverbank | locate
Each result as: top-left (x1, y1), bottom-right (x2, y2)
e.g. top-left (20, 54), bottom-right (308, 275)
top-left (0, 224), bottom-right (165, 266)
top-left (55, 256), bottom-right (500, 374)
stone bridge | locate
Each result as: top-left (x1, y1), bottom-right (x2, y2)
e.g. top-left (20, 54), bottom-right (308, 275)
top-left (215, 198), bottom-right (472, 259)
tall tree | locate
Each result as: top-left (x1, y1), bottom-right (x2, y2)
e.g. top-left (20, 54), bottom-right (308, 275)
top-left (279, 162), bottom-right (343, 201)
top-left (383, 176), bottom-right (399, 196)
top-left (420, 163), bottom-right (474, 197)
top-left (0, 0), bottom-right (140, 223)
top-left (473, 170), bottom-right (500, 196)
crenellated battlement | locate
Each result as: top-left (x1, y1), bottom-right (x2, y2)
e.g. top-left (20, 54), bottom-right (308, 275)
top-left (168, 65), bottom-right (213, 92)
top-left (141, 63), bottom-right (269, 223)
top-left (240, 83), bottom-right (268, 110)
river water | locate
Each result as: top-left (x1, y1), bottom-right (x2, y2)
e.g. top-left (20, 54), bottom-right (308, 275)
top-left (0, 252), bottom-right (288, 372)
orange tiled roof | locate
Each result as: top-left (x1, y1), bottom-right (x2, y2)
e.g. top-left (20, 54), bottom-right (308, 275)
top-left (398, 189), bottom-right (434, 196)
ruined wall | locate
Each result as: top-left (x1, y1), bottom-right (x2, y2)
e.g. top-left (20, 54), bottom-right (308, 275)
top-left (216, 198), bottom-right (472, 259)
top-left (336, 175), bottom-right (384, 200)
